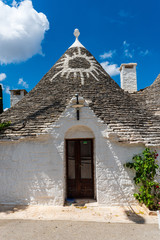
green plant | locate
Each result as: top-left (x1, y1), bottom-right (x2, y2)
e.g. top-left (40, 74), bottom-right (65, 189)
top-left (124, 148), bottom-right (160, 210)
top-left (0, 121), bottom-right (11, 131)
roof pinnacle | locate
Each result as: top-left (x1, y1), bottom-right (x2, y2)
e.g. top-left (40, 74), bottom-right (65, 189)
top-left (74, 29), bottom-right (80, 40)
top-left (69, 28), bottom-right (85, 49)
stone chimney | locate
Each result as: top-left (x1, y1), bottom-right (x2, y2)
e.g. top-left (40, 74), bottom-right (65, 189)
top-left (119, 63), bottom-right (137, 93)
top-left (10, 89), bottom-right (27, 107)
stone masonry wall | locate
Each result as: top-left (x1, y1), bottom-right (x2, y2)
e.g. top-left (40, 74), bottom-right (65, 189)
top-left (0, 101), bottom-right (159, 206)
top-left (120, 65), bottom-right (137, 93)
top-left (10, 91), bottom-right (26, 107)
top-left (0, 137), bottom-right (64, 205)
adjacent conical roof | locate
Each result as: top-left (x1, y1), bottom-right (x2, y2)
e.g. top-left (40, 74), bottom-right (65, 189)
top-left (136, 74), bottom-right (160, 113)
top-left (0, 29), bottom-right (160, 146)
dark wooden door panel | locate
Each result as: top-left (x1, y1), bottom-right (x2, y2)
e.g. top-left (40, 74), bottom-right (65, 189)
top-left (67, 180), bottom-right (77, 198)
top-left (66, 139), bottom-right (94, 198)
top-left (80, 180), bottom-right (94, 198)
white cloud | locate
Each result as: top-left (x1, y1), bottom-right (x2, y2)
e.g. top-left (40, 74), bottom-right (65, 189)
top-left (12, 0), bottom-right (18, 7)
top-left (123, 41), bottom-right (134, 58)
top-left (123, 40), bottom-right (130, 48)
top-left (18, 78), bottom-right (29, 88)
top-left (0, 73), bottom-right (6, 81)
top-left (101, 61), bottom-right (120, 76)
top-left (5, 86), bottom-right (10, 94)
top-left (140, 49), bottom-right (149, 56)
top-left (100, 50), bottom-right (116, 59)
top-left (0, 0), bottom-right (49, 64)
top-left (124, 49), bottom-right (133, 58)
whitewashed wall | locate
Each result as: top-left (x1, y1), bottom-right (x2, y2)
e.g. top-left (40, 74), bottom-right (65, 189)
top-left (0, 101), bottom-right (159, 206)
top-left (0, 137), bottom-right (64, 205)
top-left (10, 90), bottom-right (26, 107)
top-left (120, 64), bottom-right (137, 93)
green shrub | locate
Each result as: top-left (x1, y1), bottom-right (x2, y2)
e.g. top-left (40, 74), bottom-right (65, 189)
top-left (0, 121), bottom-right (11, 131)
top-left (124, 148), bottom-right (160, 210)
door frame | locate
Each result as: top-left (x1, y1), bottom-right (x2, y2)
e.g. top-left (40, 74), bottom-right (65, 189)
top-left (65, 138), bottom-right (94, 199)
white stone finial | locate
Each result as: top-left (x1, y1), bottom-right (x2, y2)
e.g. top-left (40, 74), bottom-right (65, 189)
top-left (69, 29), bottom-right (85, 49)
top-left (74, 29), bottom-right (80, 39)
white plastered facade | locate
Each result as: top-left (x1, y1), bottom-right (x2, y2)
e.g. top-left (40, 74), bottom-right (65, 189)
top-left (0, 100), bottom-right (159, 206)
top-left (120, 64), bottom-right (137, 93)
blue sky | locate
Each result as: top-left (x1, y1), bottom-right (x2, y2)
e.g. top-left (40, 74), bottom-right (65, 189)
top-left (0, 0), bottom-right (160, 109)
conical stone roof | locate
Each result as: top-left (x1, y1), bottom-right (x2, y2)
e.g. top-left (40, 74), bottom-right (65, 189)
top-left (0, 30), bottom-right (160, 146)
top-left (136, 74), bottom-right (160, 113)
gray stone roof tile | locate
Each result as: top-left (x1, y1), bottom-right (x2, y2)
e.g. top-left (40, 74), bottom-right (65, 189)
top-left (0, 47), bottom-right (160, 146)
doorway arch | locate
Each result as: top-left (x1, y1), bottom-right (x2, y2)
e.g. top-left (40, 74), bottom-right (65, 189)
top-left (65, 125), bottom-right (95, 139)
top-left (65, 125), bottom-right (95, 198)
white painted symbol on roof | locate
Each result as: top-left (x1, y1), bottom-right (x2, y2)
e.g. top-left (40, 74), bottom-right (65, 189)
top-left (50, 48), bottom-right (106, 85)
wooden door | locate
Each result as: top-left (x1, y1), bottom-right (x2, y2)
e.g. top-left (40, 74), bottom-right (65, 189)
top-left (66, 139), bottom-right (94, 198)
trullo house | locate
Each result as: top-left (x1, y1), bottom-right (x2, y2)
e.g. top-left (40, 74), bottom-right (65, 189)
top-left (0, 29), bottom-right (160, 206)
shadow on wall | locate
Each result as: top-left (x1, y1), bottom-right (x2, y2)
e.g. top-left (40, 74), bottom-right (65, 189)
top-left (0, 204), bottom-right (28, 214)
top-left (0, 139), bottom-right (64, 206)
top-left (124, 210), bottom-right (145, 224)
top-left (96, 129), bottom-right (144, 205)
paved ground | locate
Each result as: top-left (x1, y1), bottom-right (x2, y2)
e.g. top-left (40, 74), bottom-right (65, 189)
top-left (0, 203), bottom-right (158, 224)
top-left (0, 220), bottom-right (159, 240)
top-left (0, 204), bottom-right (159, 239)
